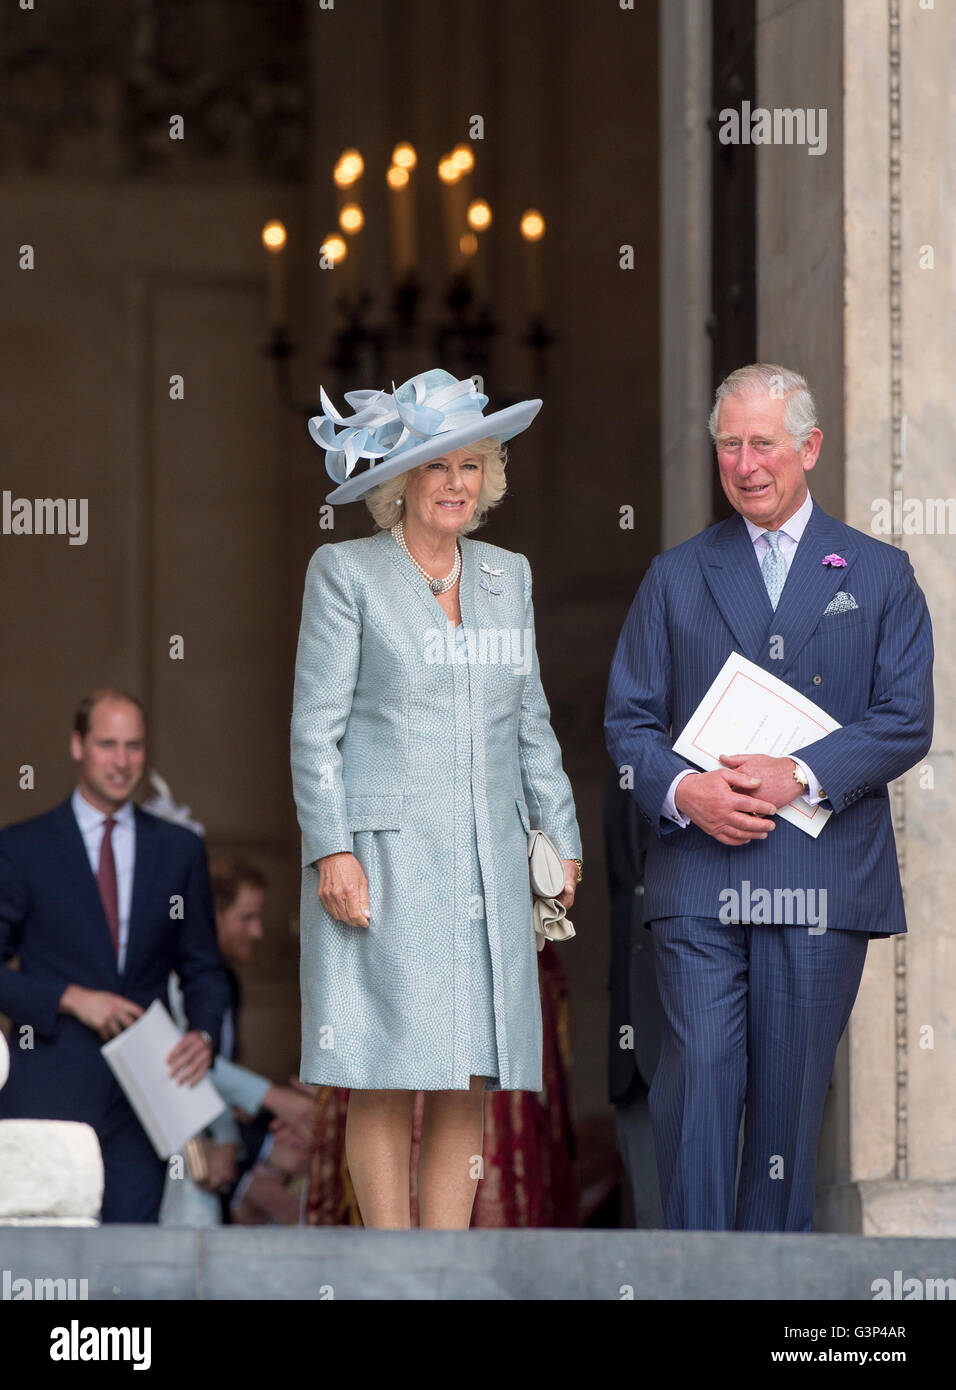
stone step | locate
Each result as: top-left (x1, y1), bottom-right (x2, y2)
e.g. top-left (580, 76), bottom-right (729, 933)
top-left (0, 1227), bottom-right (954, 1300)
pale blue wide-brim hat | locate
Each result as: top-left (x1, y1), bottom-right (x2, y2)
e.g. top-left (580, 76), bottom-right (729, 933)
top-left (308, 368), bottom-right (542, 505)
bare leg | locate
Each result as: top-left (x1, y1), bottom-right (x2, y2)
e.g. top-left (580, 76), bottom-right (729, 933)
top-left (345, 1088), bottom-right (415, 1228)
top-left (417, 1075), bottom-right (487, 1229)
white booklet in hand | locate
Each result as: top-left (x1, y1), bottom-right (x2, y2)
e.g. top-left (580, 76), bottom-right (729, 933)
top-left (672, 651), bottom-right (840, 838)
top-left (101, 998), bottom-right (226, 1158)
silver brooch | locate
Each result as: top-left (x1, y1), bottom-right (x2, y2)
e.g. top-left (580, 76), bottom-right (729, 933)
top-left (479, 561), bottom-right (503, 596)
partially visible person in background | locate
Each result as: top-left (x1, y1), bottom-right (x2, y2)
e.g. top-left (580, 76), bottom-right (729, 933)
top-left (0, 688), bottom-right (230, 1223)
top-left (160, 854), bottom-right (316, 1226)
top-left (604, 769), bottom-right (664, 1228)
top-left (230, 1121), bottom-right (312, 1225)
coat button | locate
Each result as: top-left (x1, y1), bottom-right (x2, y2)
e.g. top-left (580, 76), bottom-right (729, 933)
top-left (812, 674), bottom-right (823, 685)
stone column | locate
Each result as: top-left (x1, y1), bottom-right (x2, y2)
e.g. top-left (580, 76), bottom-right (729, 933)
top-left (659, 0), bottom-right (713, 549)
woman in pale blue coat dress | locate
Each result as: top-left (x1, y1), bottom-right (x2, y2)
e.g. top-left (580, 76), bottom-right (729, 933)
top-left (291, 369), bottom-right (582, 1229)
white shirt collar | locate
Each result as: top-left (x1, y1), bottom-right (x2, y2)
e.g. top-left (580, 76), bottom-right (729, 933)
top-left (743, 488), bottom-right (814, 546)
top-left (71, 785), bottom-right (135, 829)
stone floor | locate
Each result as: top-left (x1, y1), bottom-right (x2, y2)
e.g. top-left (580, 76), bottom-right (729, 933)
top-left (1, 1228), bottom-right (954, 1300)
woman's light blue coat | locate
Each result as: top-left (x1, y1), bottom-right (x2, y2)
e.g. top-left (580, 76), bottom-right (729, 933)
top-left (290, 528), bottom-right (581, 1092)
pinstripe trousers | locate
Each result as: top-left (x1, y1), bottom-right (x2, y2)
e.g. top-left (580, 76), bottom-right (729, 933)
top-left (648, 916), bottom-right (869, 1232)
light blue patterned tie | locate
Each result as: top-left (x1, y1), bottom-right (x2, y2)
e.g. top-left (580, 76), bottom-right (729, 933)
top-left (761, 530), bottom-right (786, 610)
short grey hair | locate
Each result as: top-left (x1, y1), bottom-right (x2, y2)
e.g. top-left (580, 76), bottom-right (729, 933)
top-left (364, 436), bottom-right (508, 534)
top-left (708, 364), bottom-right (818, 448)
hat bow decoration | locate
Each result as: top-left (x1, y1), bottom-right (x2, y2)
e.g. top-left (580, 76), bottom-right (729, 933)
top-left (307, 367), bottom-right (542, 505)
top-left (310, 374), bottom-right (489, 486)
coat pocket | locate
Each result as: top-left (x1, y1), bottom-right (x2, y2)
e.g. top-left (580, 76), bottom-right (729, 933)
top-left (345, 795), bottom-right (403, 831)
top-left (815, 606), bottom-right (865, 631)
top-left (515, 797), bottom-right (532, 834)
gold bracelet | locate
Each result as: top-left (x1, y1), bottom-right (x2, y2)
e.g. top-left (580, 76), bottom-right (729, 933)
top-left (571, 858), bottom-right (583, 884)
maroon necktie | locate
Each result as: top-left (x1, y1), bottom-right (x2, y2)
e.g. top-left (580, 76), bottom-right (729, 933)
top-left (97, 815), bottom-right (120, 957)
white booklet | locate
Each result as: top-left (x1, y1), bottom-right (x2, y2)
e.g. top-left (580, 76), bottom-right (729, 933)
top-left (672, 651), bottom-right (840, 838)
top-left (101, 998), bottom-right (226, 1158)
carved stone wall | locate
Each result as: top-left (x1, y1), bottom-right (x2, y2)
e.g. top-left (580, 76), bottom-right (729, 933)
top-left (0, 0), bottom-right (308, 178)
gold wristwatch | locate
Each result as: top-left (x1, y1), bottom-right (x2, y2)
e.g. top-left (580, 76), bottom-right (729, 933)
top-left (791, 761), bottom-right (823, 799)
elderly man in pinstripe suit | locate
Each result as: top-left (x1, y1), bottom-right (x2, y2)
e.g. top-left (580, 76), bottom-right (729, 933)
top-left (605, 364), bottom-right (934, 1232)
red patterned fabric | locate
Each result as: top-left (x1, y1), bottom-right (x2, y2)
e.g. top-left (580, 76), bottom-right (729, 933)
top-left (304, 1084), bottom-right (358, 1226)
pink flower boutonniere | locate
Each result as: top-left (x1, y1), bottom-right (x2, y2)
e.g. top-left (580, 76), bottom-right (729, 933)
top-left (822, 553), bottom-right (847, 568)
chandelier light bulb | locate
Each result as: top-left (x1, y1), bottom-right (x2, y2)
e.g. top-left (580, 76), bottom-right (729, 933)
top-left (520, 210), bottom-right (546, 242)
top-left (321, 234), bottom-right (348, 264)
top-left (334, 149), bottom-right (364, 187)
top-left (261, 219), bottom-right (287, 252)
top-left (467, 200), bottom-right (492, 232)
top-left (451, 143), bottom-right (475, 174)
top-left (339, 204), bottom-right (364, 234)
top-left (392, 142), bottom-right (417, 170)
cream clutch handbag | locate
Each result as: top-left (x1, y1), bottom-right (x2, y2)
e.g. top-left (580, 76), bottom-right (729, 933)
top-left (527, 829), bottom-right (576, 953)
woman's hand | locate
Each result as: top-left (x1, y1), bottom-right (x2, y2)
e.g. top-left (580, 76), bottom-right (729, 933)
top-left (558, 860), bottom-right (578, 910)
top-left (317, 851), bottom-right (370, 927)
top-left (196, 1142), bottom-right (238, 1194)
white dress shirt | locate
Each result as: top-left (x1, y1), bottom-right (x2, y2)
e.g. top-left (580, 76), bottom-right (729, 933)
top-left (71, 787), bottom-right (136, 973)
top-left (662, 489), bottom-right (823, 827)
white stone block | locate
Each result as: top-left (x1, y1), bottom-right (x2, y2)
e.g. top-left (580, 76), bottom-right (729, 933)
top-left (0, 1120), bottom-right (104, 1223)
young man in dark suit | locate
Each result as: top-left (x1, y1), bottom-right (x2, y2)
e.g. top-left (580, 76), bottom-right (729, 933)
top-left (0, 688), bottom-right (231, 1222)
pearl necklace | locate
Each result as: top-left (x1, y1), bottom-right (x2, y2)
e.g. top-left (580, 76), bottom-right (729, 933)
top-left (390, 520), bottom-right (462, 594)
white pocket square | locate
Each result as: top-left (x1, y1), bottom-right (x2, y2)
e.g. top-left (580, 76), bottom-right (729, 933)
top-left (823, 592), bottom-right (859, 614)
